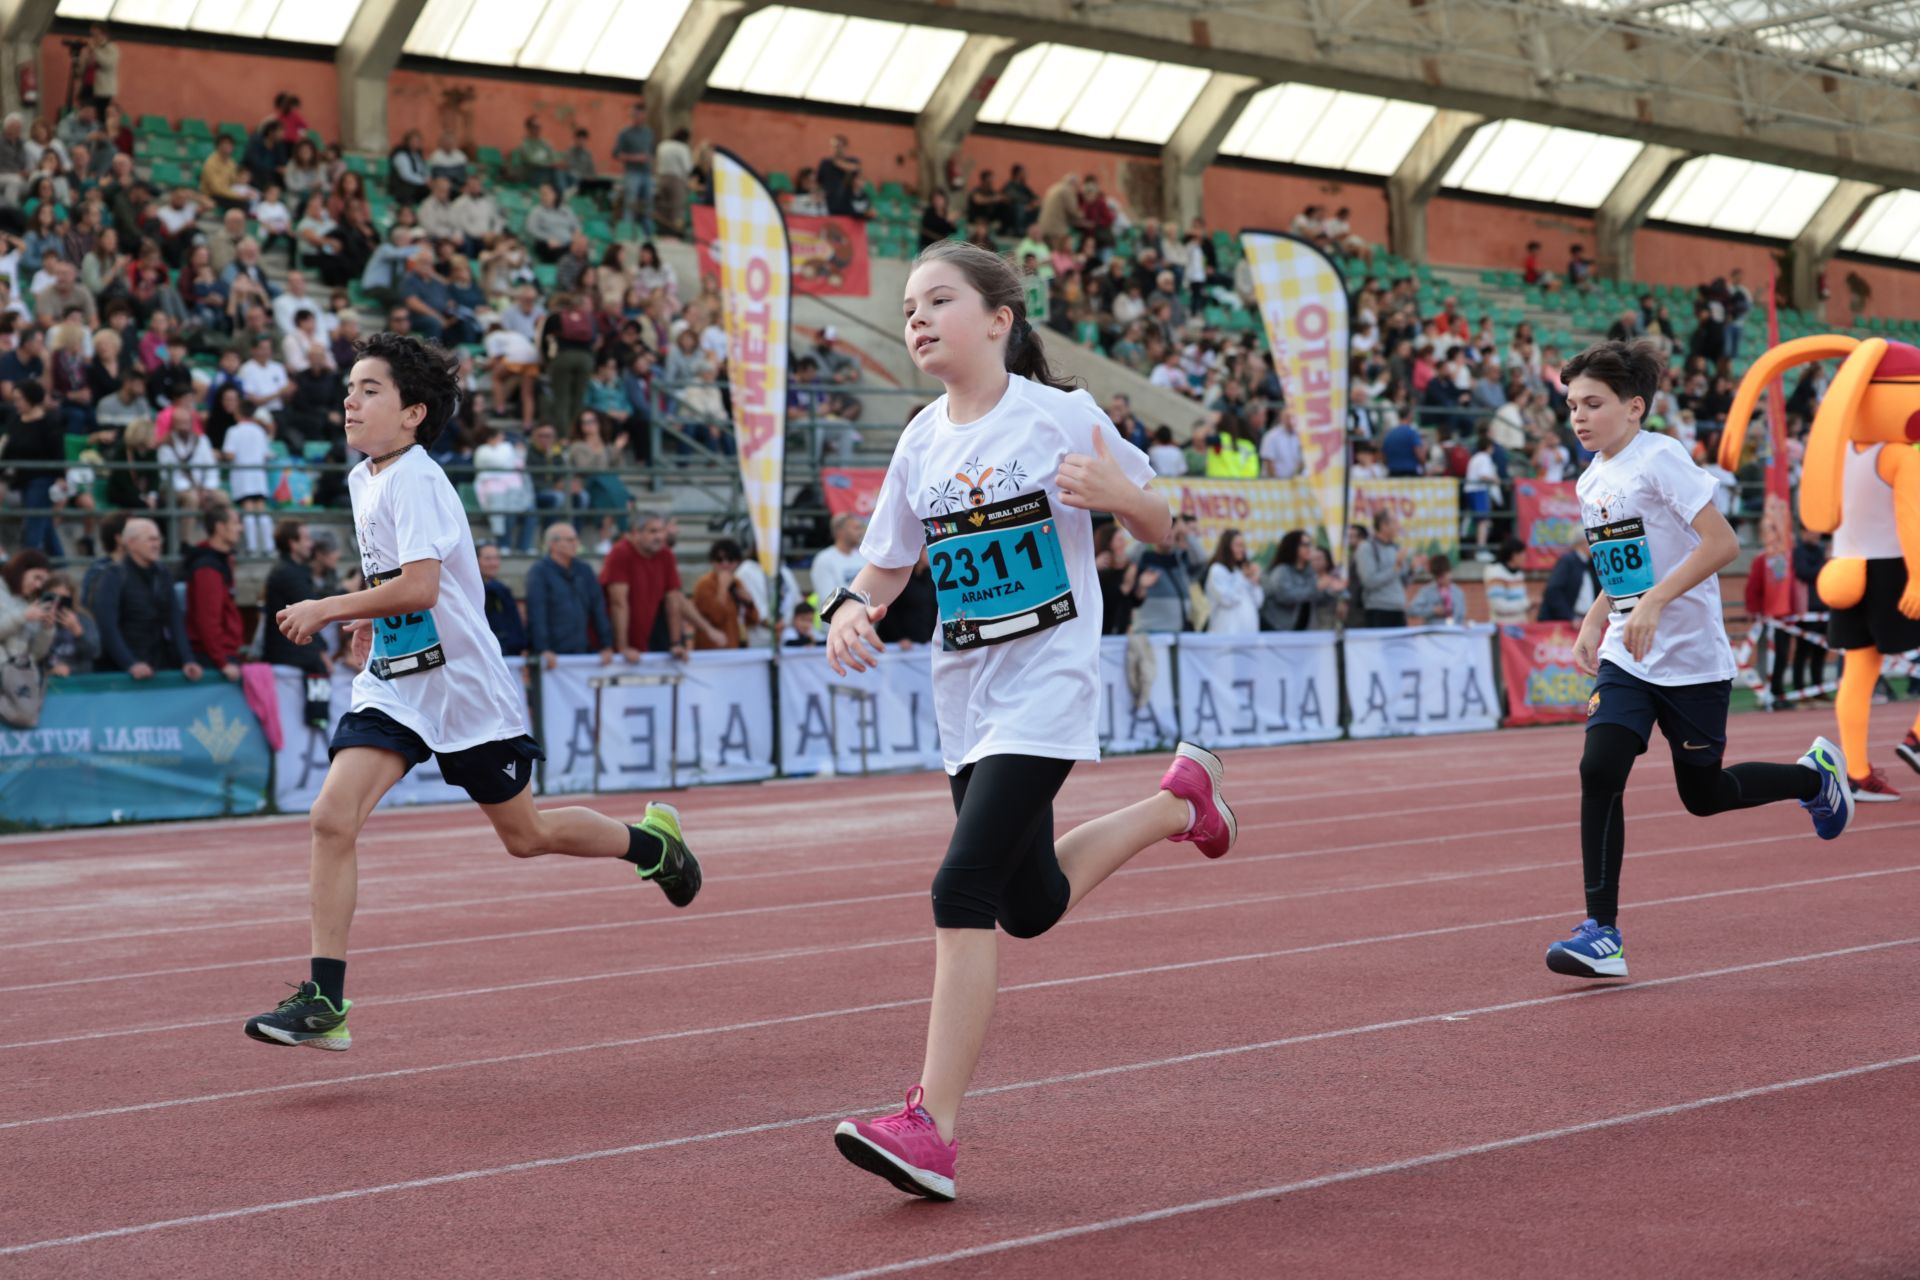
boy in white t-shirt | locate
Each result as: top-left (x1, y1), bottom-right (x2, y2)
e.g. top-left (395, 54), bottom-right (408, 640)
top-left (822, 242), bottom-right (1238, 1202)
top-left (219, 409), bottom-right (274, 554)
top-left (243, 333), bottom-right (702, 1052)
top-left (1546, 340), bottom-right (1851, 981)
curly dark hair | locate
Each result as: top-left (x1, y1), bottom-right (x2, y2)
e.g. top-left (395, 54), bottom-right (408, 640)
top-left (1560, 339), bottom-right (1664, 418)
top-left (353, 331), bottom-right (462, 447)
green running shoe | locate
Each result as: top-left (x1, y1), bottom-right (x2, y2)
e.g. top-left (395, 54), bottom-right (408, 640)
top-left (244, 981), bottom-right (351, 1051)
top-left (632, 802), bottom-right (702, 908)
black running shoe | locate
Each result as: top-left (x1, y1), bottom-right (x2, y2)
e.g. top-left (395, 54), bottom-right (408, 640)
top-left (631, 802), bottom-right (701, 908)
top-left (244, 981), bottom-right (351, 1050)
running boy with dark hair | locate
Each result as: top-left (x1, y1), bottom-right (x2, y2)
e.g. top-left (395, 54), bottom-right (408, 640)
top-left (245, 333), bottom-right (701, 1050)
top-left (1547, 338), bottom-right (1852, 979)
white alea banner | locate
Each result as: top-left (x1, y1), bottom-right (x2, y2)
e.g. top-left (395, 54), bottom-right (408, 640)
top-left (778, 647), bottom-right (942, 777)
top-left (538, 650), bottom-right (775, 795)
top-left (270, 663), bottom-right (518, 812)
top-left (1175, 631), bottom-right (1342, 749)
top-left (1342, 625), bottom-right (1499, 739)
top-left (1099, 633), bottom-right (1178, 756)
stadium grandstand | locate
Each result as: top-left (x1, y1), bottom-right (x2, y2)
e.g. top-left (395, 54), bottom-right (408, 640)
top-left (4, 0), bottom-right (1920, 1273)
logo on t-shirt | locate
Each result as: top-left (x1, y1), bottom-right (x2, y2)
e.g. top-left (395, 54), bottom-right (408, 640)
top-left (927, 457), bottom-right (1032, 515)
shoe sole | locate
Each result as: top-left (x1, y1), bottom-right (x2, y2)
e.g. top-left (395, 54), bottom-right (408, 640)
top-left (833, 1125), bottom-right (955, 1201)
top-left (1175, 742), bottom-right (1237, 857)
top-left (245, 1021), bottom-right (351, 1051)
top-left (1545, 947), bottom-right (1627, 979)
top-left (1851, 789), bottom-right (1902, 803)
top-left (1803, 735), bottom-right (1854, 839)
top-left (1898, 743), bottom-right (1920, 776)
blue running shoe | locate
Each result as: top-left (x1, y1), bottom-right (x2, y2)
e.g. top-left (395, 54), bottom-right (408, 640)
top-left (1798, 735), bottom-right (1853, 841)
top-left (1545, 918), bottom-right (1627, 978)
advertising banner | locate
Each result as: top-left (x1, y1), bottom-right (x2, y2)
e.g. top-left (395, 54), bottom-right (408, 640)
top-left (1513, 478), bottom-right (1582, 571)
top-left (696, 206), bottom-right (869, 297)
top-left (1242, 231), bottom-right (1350, 562)
top-left (1498, 622), bottom-right (1596, 727)
top-left (2, 671), bottom-right (271, 828)
top-left (1156, 476), bottom-right (1458, 563)
top-left (711, 149), bottom-right (791, 584)
top-left (1174, 631), bottom-right (1342, 749)
top-left (1343, 625), bottom-right (1499, 739)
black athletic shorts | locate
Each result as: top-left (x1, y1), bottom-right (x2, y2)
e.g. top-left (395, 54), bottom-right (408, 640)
top-left (1824, 557), bottom-right (1920, 656)
top-left (329, 707), bottom-right (544, 805)
top-left (1585, 660), bottom-right (1730, 768)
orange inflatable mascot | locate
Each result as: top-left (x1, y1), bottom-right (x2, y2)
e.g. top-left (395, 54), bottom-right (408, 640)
top-left (1722, 336), bottom-right (1920, 800)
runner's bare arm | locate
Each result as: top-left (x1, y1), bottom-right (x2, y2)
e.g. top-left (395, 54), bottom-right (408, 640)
top-left (278, 559), bottom-right (442, 645)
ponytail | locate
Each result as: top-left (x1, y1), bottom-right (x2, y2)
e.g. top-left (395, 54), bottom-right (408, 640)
top-left (1005, 313), bottom-right (1077, 394)
top-left (914, 240), bottom-right (1080, 394)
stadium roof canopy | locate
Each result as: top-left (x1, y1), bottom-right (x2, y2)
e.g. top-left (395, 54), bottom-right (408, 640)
top-left (52, 0), bottom-right (363, 45)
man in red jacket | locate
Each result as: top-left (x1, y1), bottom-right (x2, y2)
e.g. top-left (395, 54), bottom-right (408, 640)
top-left (185, 500), bottom-right (246, 681)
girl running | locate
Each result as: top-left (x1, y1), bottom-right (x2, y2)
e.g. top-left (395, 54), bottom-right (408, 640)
top-left (1548, 339), bottom-right (1852, 980)
top-left (823, 241), bottom-right (1236, 1200)
top-left (244, 333), bottom-right (700, 1051)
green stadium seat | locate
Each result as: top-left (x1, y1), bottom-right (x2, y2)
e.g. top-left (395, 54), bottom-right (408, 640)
top-left (178, 117), bottom-right (212, 140)
top-left (218, 121), bottom-right (248, 144)
top-left (476, 145), bottom-right (504, 173)
top-left (136, 113), bottom-right (172, 135)
top-left (879, 181), bottom-right (907, 202)
top-left (764, 171), bottom-right (793, 194)
top-left (534, 262), bottom-right (559, 290)
top-left (345, 154), bottom-right (379, 177)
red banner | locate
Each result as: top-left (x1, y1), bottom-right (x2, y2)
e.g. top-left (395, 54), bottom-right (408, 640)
top-left (1758, 273), bottom-right (1794, 619)
top-left (695, 207), bottom-right (870, 296)
top-left (1513, 479), bottom-right (1582, 571)
top-left (820, 467), bottom-right (886, 517)
top-left (1499, 622), bottom-right (1596, 726)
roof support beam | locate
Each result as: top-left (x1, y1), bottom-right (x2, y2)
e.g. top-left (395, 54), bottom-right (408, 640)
top-left (1160, 71), bottom-right (1262, 229)
top-left (336, 0), bottom-right (429, 153)
top-left (1386, 109), bottom-right (1484, 264)
top-left (1593, 144), bottom-right (1690, 282)
top-left (0, 0), bottom-right (57, 119)
top-left (915, 33), bottom-right (1023, 198)
top-left (649, 0), bottom-right (760, 143)
top-left (1790, 178), bottom-right (1882, 316)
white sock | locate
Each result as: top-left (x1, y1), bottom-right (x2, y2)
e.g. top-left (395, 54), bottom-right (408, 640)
top-left (1184, 800), bottom-right (1197, 831)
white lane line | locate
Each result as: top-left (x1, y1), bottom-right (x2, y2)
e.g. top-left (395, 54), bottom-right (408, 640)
top-left (7, 870), bottom-right (1915, 1130)
top-left (818, 1053), bottom-right (1920, 1280)
top-left (3, 933), bottom-right (1910, 1257)
top-left (0, 780), bottom-right (1614, 946)
top-left (18, 789), bottom-right (1911, 995)
top-left (0, 825), bottom-right (1869, 1051)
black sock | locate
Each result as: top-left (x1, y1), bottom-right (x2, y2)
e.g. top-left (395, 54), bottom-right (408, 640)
top-left (622, 823), bottom-right (664, 873)
top-left (310, 956), bottom-right (346, 1006)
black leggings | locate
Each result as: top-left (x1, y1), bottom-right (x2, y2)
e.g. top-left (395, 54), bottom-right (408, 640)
top-left (931, 755), bottom-right (1074, 937)
top-left (1579, 722), bottom-right (1817, 927)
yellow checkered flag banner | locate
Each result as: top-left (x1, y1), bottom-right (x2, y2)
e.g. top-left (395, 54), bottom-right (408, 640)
top-left (1241, 232), bottom-right (1350, 565)
top-left (712, 149), bottom-right (791, 584)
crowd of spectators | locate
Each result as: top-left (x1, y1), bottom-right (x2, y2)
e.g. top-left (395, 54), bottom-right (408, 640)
top-left (0, 40), bottom-right (1845, 733)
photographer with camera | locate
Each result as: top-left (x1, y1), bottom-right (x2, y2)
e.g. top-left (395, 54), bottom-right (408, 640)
top-left (76, 25), bottom-right (119, 116)
top-left (0, 550), bottom-right (58, 729)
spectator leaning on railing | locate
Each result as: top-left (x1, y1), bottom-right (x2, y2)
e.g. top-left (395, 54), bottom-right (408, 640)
top-left (91, 515), bottom-right (201, 681)
top-left (526, 521), bottom-right (614, 669)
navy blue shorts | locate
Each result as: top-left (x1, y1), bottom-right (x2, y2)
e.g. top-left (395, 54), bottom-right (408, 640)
top-left (329, 708), bottom-right (544, 805)
top-left (1585, 660), bottom-right (1730, 767)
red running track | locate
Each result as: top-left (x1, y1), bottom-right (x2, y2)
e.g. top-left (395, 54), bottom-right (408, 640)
top-left (2, 706), bottom-right (1918, 1278)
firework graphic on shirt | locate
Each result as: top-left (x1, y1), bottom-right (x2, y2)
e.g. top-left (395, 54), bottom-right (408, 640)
top-left (993, 459), bottom-right (1030, 496)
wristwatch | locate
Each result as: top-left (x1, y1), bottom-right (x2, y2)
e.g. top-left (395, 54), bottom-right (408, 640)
top-left (819, 586), bottom-right (871, 624)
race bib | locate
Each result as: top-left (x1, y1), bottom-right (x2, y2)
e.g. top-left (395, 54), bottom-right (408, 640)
top-left (367, 569), bottom-right (447, 680)
top-left (923, 491), bottom-right (1077, 651)
top-left (1585, 517), bottom-right (1655, 605)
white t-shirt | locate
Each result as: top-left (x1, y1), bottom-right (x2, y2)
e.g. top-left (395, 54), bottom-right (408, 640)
top-left (273, 292), bottom-right (335, 339)
top-left (1260, 427), bottom-right (1302, 479)
top-left (808, 545), bottom-right (866, 596)
top-left (1576, 430), bottom-right (1734, 686)
top-left (348, 447), bottom-right (528, 752)
top-left (485, 328), bottom-right (539, 366)
top-left (238, 358), bottom-right (290, 410)
top-left (861, 374), bottom-right (1157, 773)
top-left (223, 419), bottom-right (272, 500)
top-left (1148, 443), bottom-right (1187, 477)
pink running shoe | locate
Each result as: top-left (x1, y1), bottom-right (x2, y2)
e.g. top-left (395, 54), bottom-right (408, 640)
top-left (1161, 741), bottom-right (1237, 858)
top-left (833, 1086), bottom-right (957, 1201)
